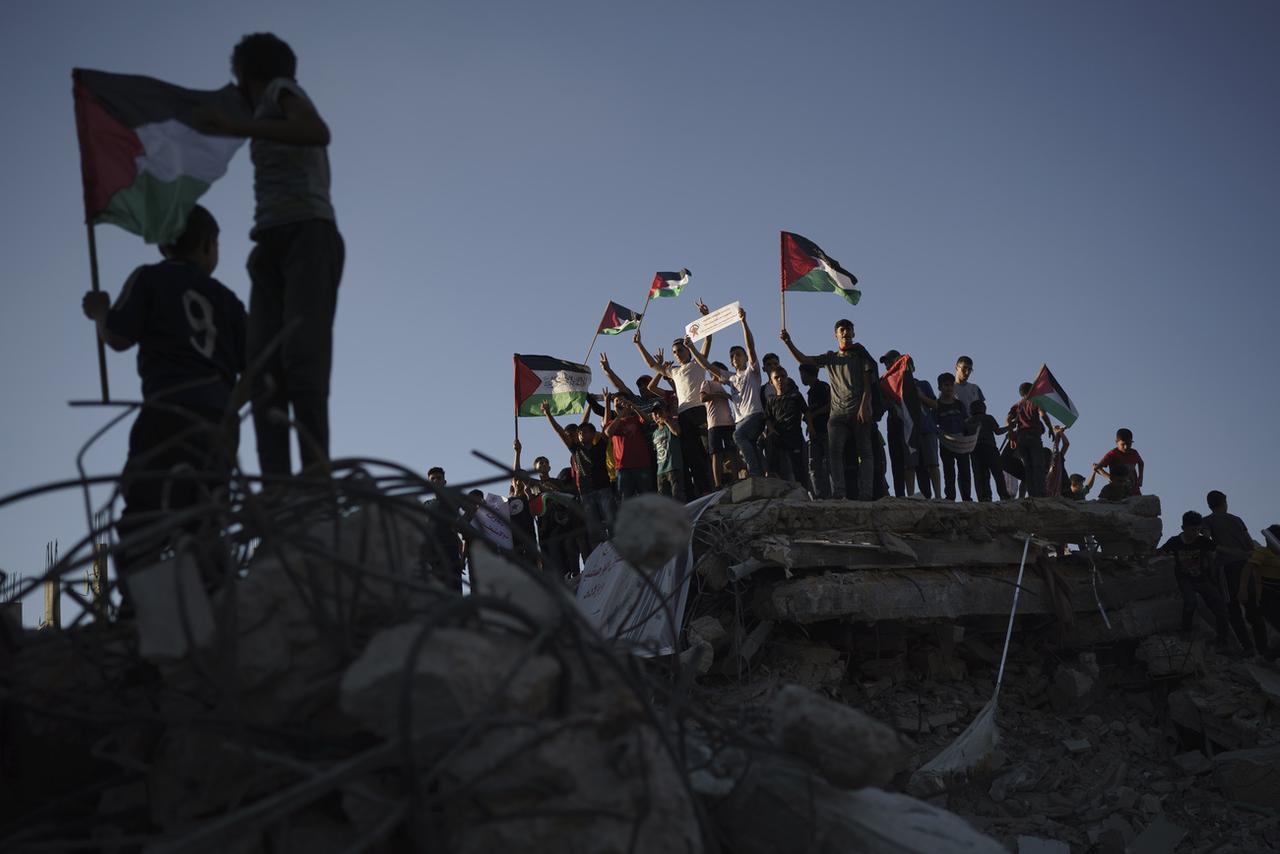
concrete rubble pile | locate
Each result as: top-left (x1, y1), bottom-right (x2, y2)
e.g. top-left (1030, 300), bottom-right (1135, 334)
top-left (2, 478), bottom-right (1276, 852)
top-left (681, 479), bottom-right (1280, 852)
top-left (0, 484), bottom-right (1008, 853)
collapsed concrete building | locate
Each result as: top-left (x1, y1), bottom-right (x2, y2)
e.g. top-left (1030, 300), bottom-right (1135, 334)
top-left (0, 475), bottom-right (1276, 852)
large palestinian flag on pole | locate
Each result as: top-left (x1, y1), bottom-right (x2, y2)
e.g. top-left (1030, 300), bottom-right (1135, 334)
top-left (73, 69), bottom-right (247, 244)
top-left (514, 354), bottom-right (593, 417)
top-left (1029, 364), bottom-right (1079, 427)
top-left (781, 232), bottom-right (861, 306)
top-left (597, 301), bottom-right (642, 335)
top-left (649, 268), bottom-right (691, 299)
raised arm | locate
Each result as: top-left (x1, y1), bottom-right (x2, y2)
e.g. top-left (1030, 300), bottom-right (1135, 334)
top-left (646, 369), bottom-right (668, 396)
top-left (739, 307), bottom-right (758, 369)
top-left (633, 331), bottom-right (662, 373)
top-left (599, 353), bottom-right (630, 393)
top-left (778, 329), bottom-right (816, 366)
top-left (685, 336), bottom-right (715, 374)
top-left (541, 403), bottom-right (574, 449)
top-left (693, 299), bottom-right (714, 359)
top-left (195, 88), bottom-right (330, 146)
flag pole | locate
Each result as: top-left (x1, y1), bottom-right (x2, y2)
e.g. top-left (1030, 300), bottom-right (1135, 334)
top-left (583, 329), bottom-right (603, 367)
top-left (512, 354), bottom-right (520, 450)
top-left (635, 290), bottom-right (653, 334)
top-left (86, 223), bottom-right (110, 402)
top-left (779, 232), bottom-right (787, 332)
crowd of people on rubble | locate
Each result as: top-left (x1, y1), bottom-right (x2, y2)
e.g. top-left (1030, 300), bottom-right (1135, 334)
top-left (419, 306), bottom-right (1279, 661)
top-left (502, 306), bottom-right (1148, 550)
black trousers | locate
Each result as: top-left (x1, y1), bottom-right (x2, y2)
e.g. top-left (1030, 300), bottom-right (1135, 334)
top-left (248, 219), bottom-right (345, 477)
top-left (676, 407), bottom-right (712, 498)
top-left (116, 405), bottom-right (236, 577)
top-left (939, 448), bottom-right (972, 501)
top-left (886, 413), bottom-right (907, 497)
top-left (971, 443), bottom-right (1011, 501)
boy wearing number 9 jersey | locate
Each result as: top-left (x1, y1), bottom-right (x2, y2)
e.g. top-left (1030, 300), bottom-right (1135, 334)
top-left (82, 205), bottom-right (247, 576)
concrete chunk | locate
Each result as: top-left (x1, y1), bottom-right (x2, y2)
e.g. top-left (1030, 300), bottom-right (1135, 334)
top-left (767, 684), bottom-right (903, 789)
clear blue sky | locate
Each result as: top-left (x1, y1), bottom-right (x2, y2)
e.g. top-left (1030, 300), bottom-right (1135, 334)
top-left (2, 2), bottom-right (1278, 624)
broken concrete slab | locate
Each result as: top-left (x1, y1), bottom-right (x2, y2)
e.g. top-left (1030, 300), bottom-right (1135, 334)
top-left (700, 753), bottom-right (1006, 854)
top-left (1135, 633), bottom-right (1203, 676)
top-left (339, 623), bottom-right (561, 742)
top-left (767, 684), bottom-right (904, 790)
top-left (1128, 815), bottom-right (1188, 854)
top-left (701, 495), bottom-right (1163, 554)
top-left (753, 563), bottom-right (1176, 625)
top-left (1211, 744), bottom-right (1280, 809)
top-left (1245, 662), bottom-right (1280, 704)
top-left (728, 476), bottom-right (811, 504)
top-left (125, 552), bottom-right (216, 660)
top-left (1015, 836), bottom-right (1070, 854)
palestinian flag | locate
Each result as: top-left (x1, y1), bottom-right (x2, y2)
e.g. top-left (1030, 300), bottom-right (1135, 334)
top-left (880, 354), bottom-right (916, 453)
top-left (597, 301), bottom-right (642, 335)
top-left (1029, 364), bottom-right (1079, 427)
top-left (781, 231), bottom-right (860, 306)
top-left (73, 69), bottom-right (247, 244)
top-left (514, 354), bottom-right (592, 417)
top-left (649, 268), bottom-right (691, 299)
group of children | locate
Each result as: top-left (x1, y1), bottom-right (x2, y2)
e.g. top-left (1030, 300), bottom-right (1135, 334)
top-left (83, 34), bottom-right (341, 575)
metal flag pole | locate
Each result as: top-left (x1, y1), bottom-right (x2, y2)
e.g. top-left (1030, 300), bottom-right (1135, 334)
top-left (583, 328), bottom-right (603, 367)
top-left (86, 224), bottom-right (110, 402)
top-left (779, 232), bottom-right (787, 332)
top-left (512, 354), bottom-right (521, 450)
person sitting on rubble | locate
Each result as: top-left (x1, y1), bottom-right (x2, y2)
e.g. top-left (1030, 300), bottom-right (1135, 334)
top-left (1093, 428), bottom-right (1144, 496)
top-left (1160, 510), bottom-right (1234, 651)
top-left (81, 205), bottom-right (246, 586)
top-left (1205, 490), bottom-right (1272, 660)
top-left (1067, 472), bottom-right (1097, 501)
top-left (1096, 462), bottom-right (1133, 501)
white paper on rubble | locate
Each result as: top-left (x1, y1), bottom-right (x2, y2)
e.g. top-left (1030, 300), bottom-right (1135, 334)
top-left (575, 490), bottom-right (722, 655)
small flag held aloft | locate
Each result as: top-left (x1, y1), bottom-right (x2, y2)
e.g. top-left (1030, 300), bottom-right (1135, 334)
top-left (649, 268), bottom-right (691, 299)
top-left (597, 301), bottom-right (642, 335)
top-left (1028, 364), bottom-right (1079, 427)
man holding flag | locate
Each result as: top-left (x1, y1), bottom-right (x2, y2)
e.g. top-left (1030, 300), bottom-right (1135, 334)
top-left (780, 320), bottom-right (878, 501)
top-left (195, 33), bottom-right (344, 479)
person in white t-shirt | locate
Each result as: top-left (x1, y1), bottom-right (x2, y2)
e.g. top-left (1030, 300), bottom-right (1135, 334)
top-left (688, 307), bottom-right (765, 477)
top-left (634, 300), bottom-right (714, 496)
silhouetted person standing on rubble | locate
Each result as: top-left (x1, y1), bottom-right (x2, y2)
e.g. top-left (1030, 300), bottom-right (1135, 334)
top-left (197, 33), bottom-right (343, 478)
top-left (82, 206), bottom-right (246, 577)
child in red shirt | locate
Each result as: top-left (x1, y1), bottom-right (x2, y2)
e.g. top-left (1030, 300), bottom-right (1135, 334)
top-left (603, 392), bottom-right (653, 500)
top-left (1094, 428), bottom-right (1144, 496)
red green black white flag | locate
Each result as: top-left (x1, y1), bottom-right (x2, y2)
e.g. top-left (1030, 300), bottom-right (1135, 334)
top-left (649, 268), bottom-right (691, 299)
top-left (73, 69), bottom-right (247, 244)
top-left (514, 354), bottom-right (593, 417)
top-left (781, 232), bottom-right (860, 305)
top-left (597, 301), bottom-right (642, 335)
top-left (1029, 364), bottom-right (1078, 427)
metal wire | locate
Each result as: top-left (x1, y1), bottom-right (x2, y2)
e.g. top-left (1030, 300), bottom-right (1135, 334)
top-left (0, 406), bottom-right (766, 853)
